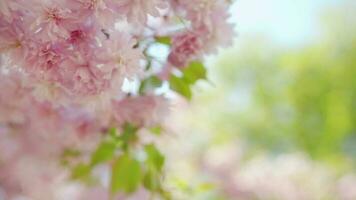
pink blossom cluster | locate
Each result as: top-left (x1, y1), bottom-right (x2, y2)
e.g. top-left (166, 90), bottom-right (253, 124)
top-left (0, 72), bottom-right (168, 199)
top-left (168, 0), bottom-right (234, 68)
top-left (0, 0), bottom-right (234, 199)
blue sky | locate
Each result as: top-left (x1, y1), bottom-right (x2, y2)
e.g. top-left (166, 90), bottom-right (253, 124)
top-left (231, 0), bottom-right (340, 46)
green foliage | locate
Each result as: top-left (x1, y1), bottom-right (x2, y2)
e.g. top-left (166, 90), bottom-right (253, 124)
top-left (118, 123), bottom-right (139, 151)
top-left (90, 141), bottom-right (117, 166)
top-left (182, 61), bottom-right (207, 85)
top-left (67, 126), bottom-right (168, 197)
top-left (143, 170), bottom-right (159, 191)
top-left (61, 148), bottom-right (81, 166)
top-left (169, 75), bottom-right (192, 99)
top-left (149, 126), bottom-right (163, 135)
top-left (71, 163), bottom-right (92, 182)
top-left (111, 154), bottom-right (142, 193)
top-left (142, 144), bottom-right (169, 198)
top-left (143, 144), bottom-right (165, 191)
top-left (108, 127), bottom-right (117, 138)
top-left (204, 12), bottom-right (356, 165)
top-left (139, 75), bottom-right (163, 94)
top-left (169, 61), bottom-right (207, 99)
top-left (155, 36), bottom-right (171, 45)
top-left (145, 144), bottom-right (165, 172)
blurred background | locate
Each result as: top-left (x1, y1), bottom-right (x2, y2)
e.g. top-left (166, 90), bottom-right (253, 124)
top-left (162, 0), bottom-right (356, 199)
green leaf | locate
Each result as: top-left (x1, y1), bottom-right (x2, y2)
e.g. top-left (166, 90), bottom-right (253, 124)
top-left (108, 127), bottom-right (117, 138)
top-left (182, 61), bottom-right (207, 84)
top-left (71, 163), bottom-right (91, 180)
top-left (119, 123), bottom-right (139, 151)
top-left (145, 144), bottom-right (165, 172)
top-left (139, 76), bottom-right (162, 94)
top-left (143, 170), bottom-right (160, 191)
top-left (61, 148), bottom-right (81, 166)
top-left (197, 182), bottom-right (215, 192)
top-left (90, 141), bottom-right (116, 166)
top-left (149, 126), bottom-right (163, 135)
top-left (143, 145), bottom-right (165, 191)
top-left (169, 75), bottom-right (192, 99)
top-left (62, 148), bottom-right (81, 158)
top-left (111, 154), bottom-right (142, 193)
top-left (168, 61), bottom-right (207, 99)
top-left (155, 36), bottom-right (171, 45)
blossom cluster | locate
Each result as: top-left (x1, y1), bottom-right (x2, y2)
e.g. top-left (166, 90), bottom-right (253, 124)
top-left (0, 0), bottom-right (234, 199)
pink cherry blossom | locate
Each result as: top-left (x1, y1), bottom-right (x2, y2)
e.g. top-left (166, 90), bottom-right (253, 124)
top-left (0, 0), bottom-right (25, 22)
top-left (193, 0), bottom-right (235, 54)
top-left (20, 0), bottom-right (76, 41)
top-left (167, 0), bottom-right (234, 68)
top-left (168, 29), bottom-right (205, 67)
top-left (99, 32), bottom-right (143, 79)
top-left (69, 0), bottom-right (117, 27)
top-left (0, 0), bottom-right (235, 198)
top-left (113, 95), bottom-right (169, 127)
top-left (0, 18), bottom-right (28, 65)
top-left (0, 0), bottom-right (11, 21)
top-left (110, 0), bottom-right (167, 25)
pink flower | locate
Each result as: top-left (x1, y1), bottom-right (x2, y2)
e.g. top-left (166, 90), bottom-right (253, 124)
top-left (167, 29), bottom-right (204, 67)
top-left (112, 95), bottom-right (169, 127)
top-left (58, 32), bottom-right (142, 97)
top-left (111, 0), bottom-right (167, 25)
top-left (0, 0), bottom-right (12, 21)
top-left (58, 50), bottom-right (112, 96)
top-left (170, 0), bottom-right (235, 56)
top-left (100, 32), bottom-right (143, 79)
top-left (20, 0), bottom-right (76, 41)
top-left (0, 0), bottom-right (24, 22)
top-left (0, 0), bottom-right (235, 198)
top-left (0, 72), bottom-right (30, 125)
top-left (24, 41), bottom-right (67, 81)
top-left (0, 18), bottom-right (28, 65)
top-left (67, 23), bottom-right (98, 45)
top-left (193, 1), bottom-right (235, 54)
top-left (69, 0), bottom-right (117, 27)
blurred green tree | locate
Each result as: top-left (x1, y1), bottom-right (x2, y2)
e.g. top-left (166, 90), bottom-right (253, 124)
top-left (200, 2), bottom-right (356, 167)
